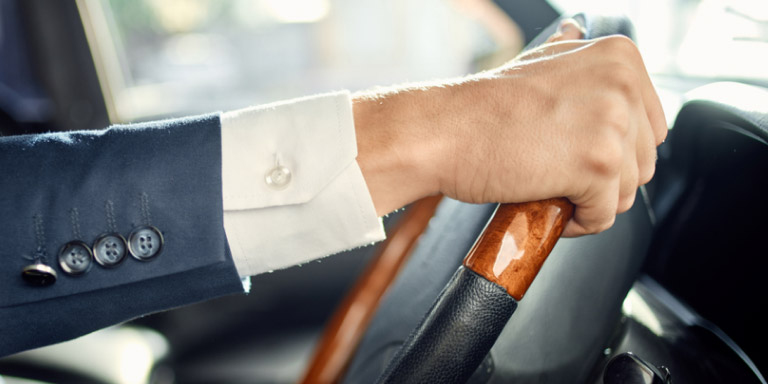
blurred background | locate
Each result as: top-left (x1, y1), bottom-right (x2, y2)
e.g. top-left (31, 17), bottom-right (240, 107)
top-left (3, 0), bottom-right (766, 133)
top-left (0, 0), bottom-right (766, 383)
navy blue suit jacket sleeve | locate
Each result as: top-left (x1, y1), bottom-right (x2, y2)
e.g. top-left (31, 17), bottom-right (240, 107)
top-left (0, 113), bottom-right (244, 356)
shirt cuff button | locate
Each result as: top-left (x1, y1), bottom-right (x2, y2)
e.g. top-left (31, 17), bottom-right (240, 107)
top-left (265, 165), bottom-right (292, 190)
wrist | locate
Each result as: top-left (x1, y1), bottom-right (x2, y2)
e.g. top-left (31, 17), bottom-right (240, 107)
top-left (352, 88), bottom-right (446, 216)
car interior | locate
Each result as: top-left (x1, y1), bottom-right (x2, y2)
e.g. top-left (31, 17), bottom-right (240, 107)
top-left (1, 0), bottom-right (766, 383)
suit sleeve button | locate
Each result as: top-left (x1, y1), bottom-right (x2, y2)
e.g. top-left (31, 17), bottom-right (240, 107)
top-left (128, 226), bottom-right (164, 261)
top-left (58, 241), bottom-right (94, 275)
top-left (93, 233), bottom-right (128, 267)
top-left (265, 165), bottom-right (291, 189)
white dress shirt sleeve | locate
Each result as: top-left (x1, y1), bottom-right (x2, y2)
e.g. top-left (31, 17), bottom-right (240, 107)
top-left (219, 91), bottom-right (386, 277)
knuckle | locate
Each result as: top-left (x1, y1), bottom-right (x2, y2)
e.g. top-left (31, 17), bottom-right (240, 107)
top-left (603, 64), bottom-right (637, 97)
top-left (618, 191), bottom-right (637, 213)
top-left (586, 133), bottom-right (623, 176)
top-left (600, 216), bottom-right (617, 232)
top-left (591, 40), bottom-right (641, 94)
top-left (595, 35), bottom-right (638, 56)
top-left (606, 104), bottom-right (631, 136)
top-left (590, 96), bottom-right (631, 140)
top-left (587, 215), bottom-right (616, 234)
top-left (639, 162), bottom-right (656, 184)
top-left (616, 67), bottom-right (637, 92)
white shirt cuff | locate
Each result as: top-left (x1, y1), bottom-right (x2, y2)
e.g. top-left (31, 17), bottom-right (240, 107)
top-left (220, 91), bottom-right (386, 277)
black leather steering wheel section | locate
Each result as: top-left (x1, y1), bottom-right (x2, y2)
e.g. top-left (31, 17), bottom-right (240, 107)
top-left (343, 202), bottom-right (498, 383)
top-left (376, 267), bottom-right (517, 383)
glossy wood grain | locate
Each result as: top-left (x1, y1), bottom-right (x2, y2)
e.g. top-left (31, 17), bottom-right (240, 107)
top-left (463, 198), bottom-right (573, 301)
top-left (299, 195), bottom-right (443, 384)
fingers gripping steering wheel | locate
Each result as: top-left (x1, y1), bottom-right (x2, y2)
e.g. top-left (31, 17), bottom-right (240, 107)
top-left (371, 14), bottom-right (637, 384)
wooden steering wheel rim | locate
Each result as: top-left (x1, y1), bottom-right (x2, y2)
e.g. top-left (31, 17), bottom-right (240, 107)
top-left (463, 198), bottom-right (573, 301)
top-left (299, 196), bottom-right (443, 384)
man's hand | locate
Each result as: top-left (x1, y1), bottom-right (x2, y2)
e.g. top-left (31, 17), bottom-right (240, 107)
top-left (353, 20), bottom-right (666, 237)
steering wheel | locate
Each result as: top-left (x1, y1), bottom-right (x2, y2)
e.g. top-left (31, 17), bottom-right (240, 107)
top-left (302, 14), bottom-right (644, 384)
top-left (374, 199), bottom-right (573, 383)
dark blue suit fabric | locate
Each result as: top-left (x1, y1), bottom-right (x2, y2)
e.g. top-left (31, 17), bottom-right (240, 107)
top-left (0, 114), bottom-right (244, 356)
